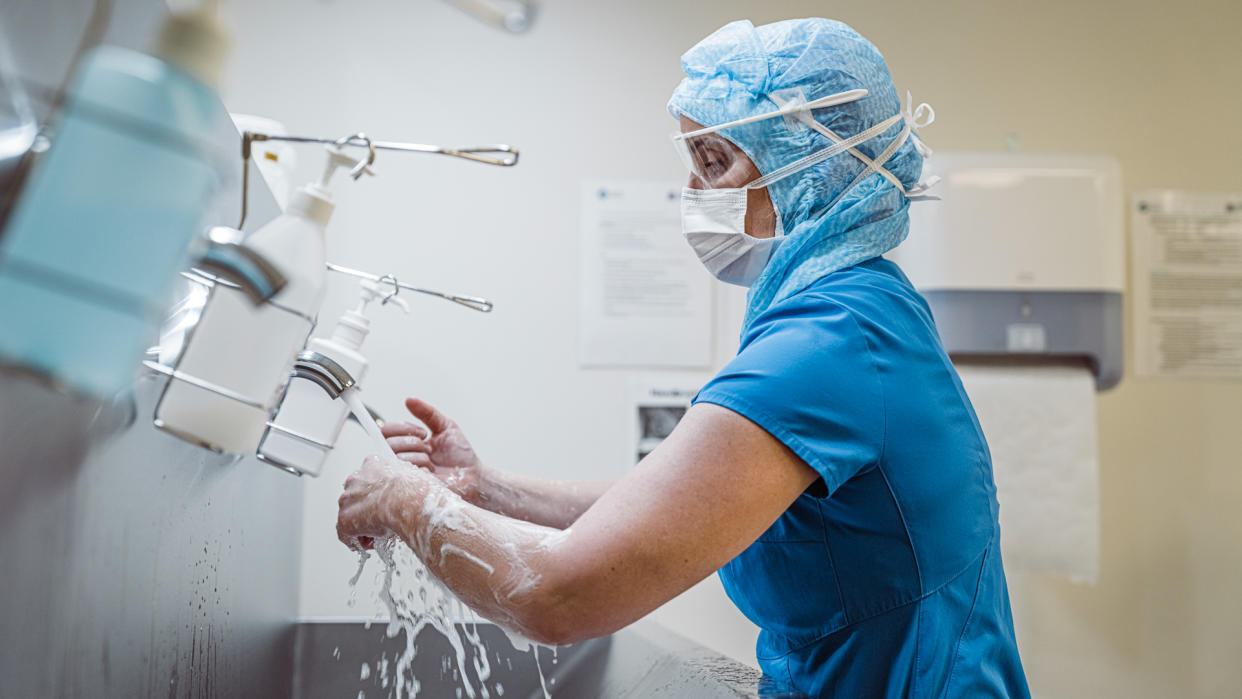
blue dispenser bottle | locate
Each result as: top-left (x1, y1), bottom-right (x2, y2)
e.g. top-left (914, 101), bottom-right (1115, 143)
top-left (0, 3), bottom-right (230, 398)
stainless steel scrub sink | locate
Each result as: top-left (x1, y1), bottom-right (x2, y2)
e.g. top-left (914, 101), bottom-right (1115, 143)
top-left (292, 620), bottom-right (802, 698)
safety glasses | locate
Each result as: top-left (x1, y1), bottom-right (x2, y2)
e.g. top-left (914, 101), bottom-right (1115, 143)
top-left (670, 88), bottom-right (868, 188)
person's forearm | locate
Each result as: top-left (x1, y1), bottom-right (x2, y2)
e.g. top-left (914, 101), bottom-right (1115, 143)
top-left (384, 472), bottom-right (588, 643)
top-left (350, 402), bottom-right (815, 650)
top-left (472, 468), bottom-right (613, 529)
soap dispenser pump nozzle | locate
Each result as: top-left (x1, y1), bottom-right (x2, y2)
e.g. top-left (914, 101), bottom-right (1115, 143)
top-left (330, 278), bottom-right (409, 352)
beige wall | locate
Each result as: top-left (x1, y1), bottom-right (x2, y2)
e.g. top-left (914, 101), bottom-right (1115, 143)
top-left (222, 1), bottom-right (1242, 696)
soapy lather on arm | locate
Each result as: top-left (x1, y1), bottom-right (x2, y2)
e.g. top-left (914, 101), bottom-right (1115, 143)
top-left (337, 399), bottom-right (817, 645)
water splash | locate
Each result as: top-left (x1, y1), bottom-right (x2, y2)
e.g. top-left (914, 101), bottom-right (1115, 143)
top-left (342, 393), bottom-right (556, 698)
top-left (342, 387), bottom-right (393, 457)
top-left (351, 536), bottom-right (554, 698)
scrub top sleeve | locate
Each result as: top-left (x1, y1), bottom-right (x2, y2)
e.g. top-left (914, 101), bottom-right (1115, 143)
top-left (693, 295), bottom-right (884, 496)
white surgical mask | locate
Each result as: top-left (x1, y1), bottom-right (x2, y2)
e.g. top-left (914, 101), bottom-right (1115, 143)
top-left (681, 187), bottom-right (784, 287)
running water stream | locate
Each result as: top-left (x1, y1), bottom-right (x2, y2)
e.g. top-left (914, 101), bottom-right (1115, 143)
top-left (342, 388), bottom-right (393, 458)
top-left (341, 388), bottom-right (554, 699)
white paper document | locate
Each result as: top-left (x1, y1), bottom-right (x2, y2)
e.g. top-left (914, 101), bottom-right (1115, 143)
top-left (1131, 191), bottom-right (1242, 378)
top-left (579, 181), bottom-right (713, 368)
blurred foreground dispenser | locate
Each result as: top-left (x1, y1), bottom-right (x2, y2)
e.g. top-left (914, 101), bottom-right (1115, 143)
top-left (890, 152), bottom-right (1123, 582)
top-left (0, 5), bottom-right (229, 398)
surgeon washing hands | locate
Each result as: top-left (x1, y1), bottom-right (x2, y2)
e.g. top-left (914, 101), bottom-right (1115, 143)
top-left (338, 18), bottom-right (1031, 698)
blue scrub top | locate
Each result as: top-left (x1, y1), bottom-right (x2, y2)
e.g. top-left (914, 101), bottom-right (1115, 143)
top-left (694, 259), bottom-right (1030, 698)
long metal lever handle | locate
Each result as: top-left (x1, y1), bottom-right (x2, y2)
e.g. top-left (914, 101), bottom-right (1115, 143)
top-left (364, 141), bottom-right (520, 167)
top-left (250, 134), bottom-right (519, 167)
top-left (325, 263), bottom-right (494, 313)
top-left (408, 287), bottom-right (495, 313)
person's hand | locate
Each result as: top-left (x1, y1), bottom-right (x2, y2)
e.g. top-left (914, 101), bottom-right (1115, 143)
top-left (381, 397), bottom-right (486, 503)
top-left (337, 454), bottom-right (430, 551)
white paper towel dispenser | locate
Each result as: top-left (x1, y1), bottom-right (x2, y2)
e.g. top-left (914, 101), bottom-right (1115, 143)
top-left (888, 152), bottom-right (1124, 390)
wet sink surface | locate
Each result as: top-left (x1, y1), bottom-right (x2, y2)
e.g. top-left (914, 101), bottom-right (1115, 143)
top-left (293, 620), bottom-right (793, 698)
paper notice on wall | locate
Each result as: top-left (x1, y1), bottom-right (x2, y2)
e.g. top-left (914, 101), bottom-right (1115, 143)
top-left (628, 374), bottom-right (709, 465)
top-left (579, 181), bottom-right (712, 368)
top-left (1132, 191), bottom-right (1242, 378)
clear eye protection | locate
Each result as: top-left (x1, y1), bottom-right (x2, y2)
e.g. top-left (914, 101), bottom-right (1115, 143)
top-left (672, 131), bottom-right (753, 188)
top-left (670, 88), bottom-right (868, 189)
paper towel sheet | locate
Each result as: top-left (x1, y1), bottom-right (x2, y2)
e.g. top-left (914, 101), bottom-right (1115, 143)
top-left (956, 362), bottom-right (1100, 584)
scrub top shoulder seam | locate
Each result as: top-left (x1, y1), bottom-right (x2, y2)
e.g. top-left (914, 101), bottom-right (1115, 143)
top-left (807, 285), bottom-right (927, 593)
top-left (692, 390), bottom-right (838, 493)
top-left (825, 292), bottom-right (893, 630)
top-left (810, 267), bottom-right (932, 698)
top-left (738, 287), bottom-right (886, 485)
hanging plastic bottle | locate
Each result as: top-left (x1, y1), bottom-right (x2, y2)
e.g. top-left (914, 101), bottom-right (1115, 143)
top-left (153, 146), bottom-right (372, 454)
top-left (259, 279), bottom-right (409, 476)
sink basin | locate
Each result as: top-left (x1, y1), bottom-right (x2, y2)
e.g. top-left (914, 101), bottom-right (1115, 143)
top-left (292, 620), bottom-right (800, 698)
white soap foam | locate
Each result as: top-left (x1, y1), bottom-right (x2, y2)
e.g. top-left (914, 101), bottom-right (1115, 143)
top-left (351, 537), bottom-right (557, 698)
top-left (342, 396), bottom-right (560, 698)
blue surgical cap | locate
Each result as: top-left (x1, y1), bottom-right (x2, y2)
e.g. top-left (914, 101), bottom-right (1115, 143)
top-left (668, 18), bottom-right (927, 328)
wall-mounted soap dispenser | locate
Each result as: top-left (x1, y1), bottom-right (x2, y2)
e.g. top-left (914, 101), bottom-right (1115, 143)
top-left (258, 279), bottom-right (409, 476)
top-left (0, 2), bottom-right (231, 398)
top-left (152, 146), bottom-right (373, 454)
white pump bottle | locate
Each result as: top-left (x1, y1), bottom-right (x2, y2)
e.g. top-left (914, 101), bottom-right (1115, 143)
top-left (258, 279), bottom-right (408, 476)
top-left (154, 147), bottom-right (369, 454)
